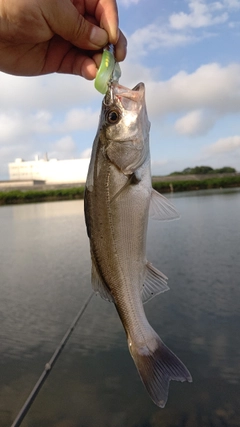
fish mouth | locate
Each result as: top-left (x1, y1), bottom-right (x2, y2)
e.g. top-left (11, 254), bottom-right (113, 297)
top-left (104, 82), bottom-right (145, 107)
top-left (132, 82), bottom-right (145, 93)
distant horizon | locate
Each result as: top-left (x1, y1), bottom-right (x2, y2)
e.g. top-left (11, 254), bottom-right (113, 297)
top-left (1, 158), bottom-right (238, 184)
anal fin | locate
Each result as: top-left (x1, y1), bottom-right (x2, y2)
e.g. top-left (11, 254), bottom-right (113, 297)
top-left (142, 262), bottom-right (169, 303)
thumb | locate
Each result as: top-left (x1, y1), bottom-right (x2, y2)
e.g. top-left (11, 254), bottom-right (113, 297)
top-left (45, 0), bottom-right (108, 49)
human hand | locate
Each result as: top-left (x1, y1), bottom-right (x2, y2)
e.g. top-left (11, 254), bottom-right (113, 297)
top-left (0, 0), bottom-right (127, 79)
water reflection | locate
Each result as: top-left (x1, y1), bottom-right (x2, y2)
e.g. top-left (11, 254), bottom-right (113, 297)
top-left (0, 191), bottom-right (240, 426)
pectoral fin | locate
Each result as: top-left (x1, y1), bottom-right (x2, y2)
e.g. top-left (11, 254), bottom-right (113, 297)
top-left (142, 262), bottom-right (169, 303)
top-left (110, 172), bottom-right (140, 204)
top-left (149, 189), bottom-right (180, 221)
top-left (91, 257), bottom-right (114, 303)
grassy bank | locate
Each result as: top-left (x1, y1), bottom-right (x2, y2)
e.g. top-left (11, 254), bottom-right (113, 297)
top-left (152, 175), bottom-right (240, 193)
top-left (0, 175), bottom-right (240, 205)
top-left (0, 186), bottom-right (85, 206)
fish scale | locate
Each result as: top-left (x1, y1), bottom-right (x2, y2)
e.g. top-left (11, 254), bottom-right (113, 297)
top-left (84, 81), bottom-right (192, 407)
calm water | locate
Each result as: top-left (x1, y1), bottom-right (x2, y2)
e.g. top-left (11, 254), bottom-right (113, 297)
top-left (0, 189), bottom-right (240, 427)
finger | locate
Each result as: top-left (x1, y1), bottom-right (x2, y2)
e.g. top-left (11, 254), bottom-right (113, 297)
top-left (81, 15), bottom-right (127, 62)
top-left (91, 29), bottom-right (127, 68)
top-left (44, 0), bottom-right (109, 50)
top-left (94, 0), bottom-right (119, 44)
top-left (72, 0), bottom-right (119, 42)
top-left (59, 53), bottom-right (98, 79)
top-left (114, 30), bottom-right (127, 62)
top-left (41, 34), bottom-right (98, 79)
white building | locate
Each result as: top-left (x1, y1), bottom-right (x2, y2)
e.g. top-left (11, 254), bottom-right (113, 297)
top-left (8, 156), bottom-right (90, 184)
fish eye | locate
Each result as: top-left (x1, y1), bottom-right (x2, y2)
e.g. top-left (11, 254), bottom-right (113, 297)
top-left (107, 109), bottom-right (121, 125)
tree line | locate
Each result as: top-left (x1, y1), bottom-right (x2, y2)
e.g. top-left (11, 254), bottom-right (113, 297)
top-left (170, 166), bottom-right (236, 175)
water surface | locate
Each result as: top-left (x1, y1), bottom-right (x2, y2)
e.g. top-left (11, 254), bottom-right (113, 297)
top-left (0, 189), bottom-right (240, 426)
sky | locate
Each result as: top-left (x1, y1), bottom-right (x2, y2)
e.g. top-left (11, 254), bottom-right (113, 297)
top-left (1, 0), bottom-right (240, 179)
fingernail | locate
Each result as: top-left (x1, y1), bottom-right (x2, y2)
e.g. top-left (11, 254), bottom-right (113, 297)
top-left (90, 26), bottom-right (108, 47)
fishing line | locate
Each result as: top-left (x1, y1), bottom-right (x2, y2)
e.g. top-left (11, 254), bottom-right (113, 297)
top-left (10, 291), bottom-right (94, 427)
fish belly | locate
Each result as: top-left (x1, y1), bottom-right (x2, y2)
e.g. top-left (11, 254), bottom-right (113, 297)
top-left (85, 150), bottom-right (192, 408)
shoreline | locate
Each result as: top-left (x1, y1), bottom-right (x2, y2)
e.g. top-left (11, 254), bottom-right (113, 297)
top-left (0, 175), bottom-right (240, 206)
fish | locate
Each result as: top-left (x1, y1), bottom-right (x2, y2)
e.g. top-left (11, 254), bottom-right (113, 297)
top-left (84, 81), bottom-right (192, 408)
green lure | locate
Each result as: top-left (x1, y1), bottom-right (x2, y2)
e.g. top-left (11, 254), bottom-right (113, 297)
top-left (94, 48), bottom-right (121, 94)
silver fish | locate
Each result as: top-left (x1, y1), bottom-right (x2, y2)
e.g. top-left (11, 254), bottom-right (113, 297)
top-left (84, 82), bottom-right (192, 407)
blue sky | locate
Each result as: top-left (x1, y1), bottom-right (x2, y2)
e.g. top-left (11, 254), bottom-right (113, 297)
top-left (1, 0), bottom-right (240, 179)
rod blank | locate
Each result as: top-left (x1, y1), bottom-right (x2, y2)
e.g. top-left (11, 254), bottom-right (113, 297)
top-left (11, 291), bottom-right (94, 427)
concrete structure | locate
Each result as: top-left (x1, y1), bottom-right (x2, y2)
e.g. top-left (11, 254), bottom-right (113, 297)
top-left (0, 179), bottom-right (45, 190)
top-left (8, 156), bottom-right (90, 184)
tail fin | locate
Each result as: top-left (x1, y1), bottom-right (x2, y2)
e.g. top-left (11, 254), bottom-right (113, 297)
top-left (128, 335), bottom-right (192, 408)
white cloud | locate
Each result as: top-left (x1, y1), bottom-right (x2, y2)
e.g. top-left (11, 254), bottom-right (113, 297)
top-left (33, 111), bottom-right (52, 133)
top-left (0, 73), bottom-right (100, 179)
top-left (224, 0), bottom-right (240, 8)
top-left (174, 110), bottom-right (215, 136)
top-left (0, 110), bottom-right (53, 142)
top-left (58, 108), bottom-right (99, 132)
top-left (1, 55), bottom-right (240, 179)
top-left (48, 136), bottom-right (77, 159)
top-left (0, 72), bottom-right (100, 177)
top-left (123, 0), bottom-right (240, 64)
top-left (0, 107), bottom-right (98, 147)
top-left (127, 24), bottom-right (197, 59)
top-left (206, 135), bottom-right (240, 154)
top-left (0, 72), bottom-right (97, 113)
top-left (118, 0), bottom-right (141, 6)
top-left (151, 158), bottom-right (168, 172)
top-left (80, 148), bottom-right (92, 159)
top-left (201, 135), bottom-right (240, 171)
top-left (145, 63), bottom-right (240, 117)
top-left (0, 113), bottom-right (25, 141)
top-left (53, 136), bottom-right (76, 152)
top-left (125, 0), bottom-right (239, 62)
top-left (169, 0), bottom-right (228, 30)
top-left (120, 60), bottom-right (156, 87)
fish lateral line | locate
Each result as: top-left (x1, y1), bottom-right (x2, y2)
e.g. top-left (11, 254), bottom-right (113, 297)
top-left (84, 79), bottom-right (192, 408)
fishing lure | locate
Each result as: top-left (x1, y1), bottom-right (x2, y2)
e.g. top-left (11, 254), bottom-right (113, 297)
top-left (94, 45), bottom-right (121, 94)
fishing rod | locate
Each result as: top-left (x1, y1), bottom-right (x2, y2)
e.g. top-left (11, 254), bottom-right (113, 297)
top-left (11, 291), bottom-right (94, 427)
